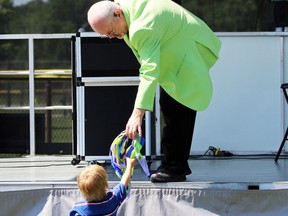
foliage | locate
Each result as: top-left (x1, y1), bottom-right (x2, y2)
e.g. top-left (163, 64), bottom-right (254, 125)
top-left (0, 0), bottom-right (282, 70)
top-left (6, 0), bottom-right (94, 34)
top-left (0, 0), bottom-right (13, 33)
top-left (0, 0), bottom-right (279, 34)
top-left (182, 0), bottom-right (275, 32)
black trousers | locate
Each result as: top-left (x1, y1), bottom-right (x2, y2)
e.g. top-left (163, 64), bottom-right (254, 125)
top-left (160, 87), bottom-right (197, 174)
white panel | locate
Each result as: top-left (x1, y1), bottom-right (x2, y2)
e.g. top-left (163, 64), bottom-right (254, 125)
top-left (285, 38), bottom-right (288, 84)
top-left (192, 36), bottom-right (282, 152)
top-left (283, 37), bottom-right (288, 151)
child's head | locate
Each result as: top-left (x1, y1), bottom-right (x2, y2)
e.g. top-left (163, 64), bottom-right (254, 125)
top-left (77, 164), bottom-right (108, 202)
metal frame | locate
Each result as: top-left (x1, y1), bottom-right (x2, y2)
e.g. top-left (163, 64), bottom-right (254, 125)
top-left (1, 32), bottom-right (288, 156)
top-left (73, 32), bottom-right (153, 162)
top-left (0, 34), bottom-right (73, 155)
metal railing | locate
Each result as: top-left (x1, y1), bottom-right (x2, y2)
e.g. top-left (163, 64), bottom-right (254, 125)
top-left (0, 34), bottom-right (74, 155)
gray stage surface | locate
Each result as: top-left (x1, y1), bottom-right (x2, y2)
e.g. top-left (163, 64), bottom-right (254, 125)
top-left (1, 155), bottom-right (288, 215)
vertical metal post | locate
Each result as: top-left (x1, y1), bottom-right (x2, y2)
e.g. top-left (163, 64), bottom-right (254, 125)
top-left (280, 36), bottom-right (285, 152)
top-left (145, 111), bottom-right (151, 157)
top-left (155, 85), bottom-right (161, 156)
top-left (29, 37), bottom-right (35, 156)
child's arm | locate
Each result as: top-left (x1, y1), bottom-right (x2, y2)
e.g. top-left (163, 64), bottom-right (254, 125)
top-left (120, 157), bottom-right (137, 187)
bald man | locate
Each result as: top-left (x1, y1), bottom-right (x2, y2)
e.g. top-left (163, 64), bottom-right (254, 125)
top-left (87, 0), bottom-right (221, 182)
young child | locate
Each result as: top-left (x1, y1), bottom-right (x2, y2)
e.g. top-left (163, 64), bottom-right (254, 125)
top-left (69, 157), bottom-right (137, 216)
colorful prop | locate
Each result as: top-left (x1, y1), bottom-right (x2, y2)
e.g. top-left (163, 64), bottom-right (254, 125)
top-left (110, 131), bottom-right (150, 195)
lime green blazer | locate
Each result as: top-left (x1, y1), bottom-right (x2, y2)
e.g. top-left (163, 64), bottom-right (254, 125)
top-left (117, 0), bottom-right (221, 111)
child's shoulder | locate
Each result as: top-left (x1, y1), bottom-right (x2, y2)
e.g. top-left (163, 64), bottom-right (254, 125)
top-left (74, 199), bottom-right (87, 205)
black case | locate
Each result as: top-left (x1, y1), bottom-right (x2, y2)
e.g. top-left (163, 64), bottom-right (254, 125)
top-left (71, 32), bottom-right (156, 165)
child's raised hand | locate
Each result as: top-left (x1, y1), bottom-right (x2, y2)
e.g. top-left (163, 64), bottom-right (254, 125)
top-left (120, 157), bottom-right (137, 187)
top-left (126, 157), bottom-right (137, 168)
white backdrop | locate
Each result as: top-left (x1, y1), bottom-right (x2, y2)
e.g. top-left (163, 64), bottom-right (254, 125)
top-left (192, 33), bottom-right (287, 153)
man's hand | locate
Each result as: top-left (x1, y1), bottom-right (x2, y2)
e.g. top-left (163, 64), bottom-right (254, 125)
top-left (126, 108), bottom-right (145, 139)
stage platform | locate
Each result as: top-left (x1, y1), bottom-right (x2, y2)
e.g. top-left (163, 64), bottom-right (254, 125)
top-left (1, 154), bottom-right (288, 215)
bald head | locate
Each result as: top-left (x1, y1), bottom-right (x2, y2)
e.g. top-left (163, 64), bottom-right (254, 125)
top-left (87, 1), bottom-right (128, 38)
top-left (87, 1), bottom-right (120, 33)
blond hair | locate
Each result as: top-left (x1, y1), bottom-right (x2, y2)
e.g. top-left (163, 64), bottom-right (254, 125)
top-left (77, 164), bottom-right (108, 202)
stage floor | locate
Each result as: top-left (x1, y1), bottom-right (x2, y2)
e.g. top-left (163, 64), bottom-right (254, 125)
top-left (1, 154), bottom-right (288, 191)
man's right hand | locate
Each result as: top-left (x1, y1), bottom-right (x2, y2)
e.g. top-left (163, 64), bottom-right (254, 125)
top-left (125, 107), bottom-right (145, 139)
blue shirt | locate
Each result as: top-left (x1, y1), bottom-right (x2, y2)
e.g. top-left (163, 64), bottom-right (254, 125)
top-left (69, 183), bottom-right (127, 216)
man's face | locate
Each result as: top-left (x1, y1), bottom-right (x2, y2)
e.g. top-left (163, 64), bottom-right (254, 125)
top-left (105, 18), bottom-right (125, 39)
top-left (92, 10), bottom-right (127, 39)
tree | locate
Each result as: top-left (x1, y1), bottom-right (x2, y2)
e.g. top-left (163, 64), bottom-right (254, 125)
top-left (1, 0), bottom-right (95, 70)
top-left (182, 0), bottom-right (275, 31)
top-left (7, 0), bottom-right (94, 34)
top-left (44, 0), bottom-right (95, 33)
top-left (0, 0), bottom-right (13, 33)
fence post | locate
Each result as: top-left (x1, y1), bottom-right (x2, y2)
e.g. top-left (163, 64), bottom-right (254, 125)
top-left (29, 37), bottom-right (35, 156)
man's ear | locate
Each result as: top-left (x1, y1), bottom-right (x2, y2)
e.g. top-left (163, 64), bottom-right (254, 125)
top-left (114, 9), bottom-right (122, 17)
